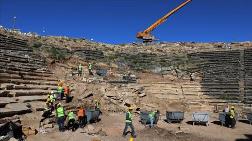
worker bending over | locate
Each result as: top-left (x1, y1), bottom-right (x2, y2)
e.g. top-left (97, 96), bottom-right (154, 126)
top-left (77, 106), bottom-right (86, 128)
top-left (123, 107), bottom-right (136, 138)
top-left (56, 103), bottom-right (65, 132)
top-left (67, 110), bottom-right (77, 131)
top-left (46, 91), bottom-right (56, 111)
top-left (64, 85), bottom-right (71, 103)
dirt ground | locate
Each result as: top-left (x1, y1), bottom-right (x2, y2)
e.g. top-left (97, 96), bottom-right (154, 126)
top-left (25, 111), bottom-right (252, 141)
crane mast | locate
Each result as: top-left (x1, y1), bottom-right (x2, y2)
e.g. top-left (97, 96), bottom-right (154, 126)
top-left (136, 0), bottom-right (192, 42)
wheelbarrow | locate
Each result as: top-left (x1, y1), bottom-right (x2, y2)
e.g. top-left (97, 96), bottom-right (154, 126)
top-left (192, 112), bottom-right (209, 126)
top-left (166, 111), bottom-right (184, 123)
top-left (86, 109), bottom-right (100, 123)
top-left (246, 113), bottom-right (252, 125)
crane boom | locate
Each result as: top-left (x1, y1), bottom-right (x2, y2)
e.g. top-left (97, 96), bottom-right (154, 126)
top-left (136, 0), bottom-right (192, 42)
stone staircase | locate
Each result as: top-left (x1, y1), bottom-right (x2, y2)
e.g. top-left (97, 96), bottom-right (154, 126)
top-left (0, 34), bottom-right (58, 120)
top-left (139, 49), bottom-right (252, 109)
top-left (140, 82), bottom-right (209, 110)
top-left (244, 49), bottom-right (252, 105)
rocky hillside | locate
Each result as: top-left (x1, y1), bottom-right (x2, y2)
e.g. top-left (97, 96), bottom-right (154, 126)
top-left (1, 27), bottom-right (252, 114)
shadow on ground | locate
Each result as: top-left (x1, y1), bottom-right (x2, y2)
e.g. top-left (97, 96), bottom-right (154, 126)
top-left (235, 134), bottom-right (252, 141)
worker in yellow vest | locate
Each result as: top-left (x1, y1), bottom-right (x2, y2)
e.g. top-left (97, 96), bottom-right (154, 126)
top-left (57, 85), bottom-right (64, 100)
top-left (56, 103), bottom-right (65, 132)
top-left (88, 62), bottom-right (93, 75)
top-left (228, 106), bottom-right (236, 128)
top-left (78, 63), bottom-right (83, 76)
top-left (123, 107), bottom-right (136, 138)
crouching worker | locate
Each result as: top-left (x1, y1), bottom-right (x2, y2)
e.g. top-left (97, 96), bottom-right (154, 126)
top-left (67, 110), bottom-right (77, 131)
top-left (123, 107), bottom-right (136, 138)
top-left (56, 103), bottom-right (65, 132)
top-left (77, 106), bottom-right (86, 128)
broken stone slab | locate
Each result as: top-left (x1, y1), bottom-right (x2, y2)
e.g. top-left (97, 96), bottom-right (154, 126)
top-left (83, 125), bottom-right (105, 136)
top-left (0, 90), bottom-right (10, 97)
top-left (124, 98), bottom-right (136, 106)
top-left (16, 96), bottom-right (47, 103)
top-left (6, 90), bottom-right (50, 97)
top-left (0, 115), bottom-right (20, 124)
top-left (0, 97), bottom-right (17, 107)
top-left (0, 103), bottom-right (32, 118)
top-left (0, 83), bottom-right (14, 90)
top-left (138, 93), bottom-right (146, 97)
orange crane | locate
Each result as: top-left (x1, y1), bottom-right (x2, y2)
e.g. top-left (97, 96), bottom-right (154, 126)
top-left (136, 0), bottom-right (192, 42)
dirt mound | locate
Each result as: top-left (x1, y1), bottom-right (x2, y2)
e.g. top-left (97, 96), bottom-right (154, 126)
top-left (137, 127), bottom-right (219, 141)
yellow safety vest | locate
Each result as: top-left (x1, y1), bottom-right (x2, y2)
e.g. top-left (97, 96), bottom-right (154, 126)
top-left (56, 107), bottom-right (64, 118)
top-left (68, 112), bottom-right (75, 120)
top-left (88, 63), bottom-right (92, 70)
top-left (50, 95), bottom-right (55, 103)
top-left (149, 112), bottom-right (155, 118)
top-left (78, 65), bottom-right (83, 71)
top-left (229, 109), bottom-right (235, 119)
top-left (126, 111), bottom-right (132, 123)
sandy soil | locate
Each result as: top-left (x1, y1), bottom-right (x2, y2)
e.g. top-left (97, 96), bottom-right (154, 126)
top-left (26, 111), bottom-right (252, 141)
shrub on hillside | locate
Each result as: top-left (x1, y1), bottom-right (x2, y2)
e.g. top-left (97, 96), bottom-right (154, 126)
top-left (48, 47), bottom-right (69, 60)
top-left (32, 41), bottom-right (42, 48)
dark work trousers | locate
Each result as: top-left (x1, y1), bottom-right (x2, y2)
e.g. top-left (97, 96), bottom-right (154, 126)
top-left (123, 122), bottom-right (136, 137)
top-left (57, 116), bottom-right (65, 132)
top-left (225, 114), bottom-right (229, 127)
top-left (78, 116), bottom-right (87, 128)
top-left (65, 95), bottom-right (70, 103)
top-left (78, 70), bottom-right (82, 76)
top-left (68, 119), bottom-right (76, 131)
top-left (60, 92), bottom-right (64, 100)
top-left (89, 69), bottom-right (93, 75)
top-left (230, 118), bottom-right (236, 128)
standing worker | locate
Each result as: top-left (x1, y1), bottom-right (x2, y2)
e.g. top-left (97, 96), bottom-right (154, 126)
top-left (56, 103), bottom-right (65, 132)
top-left (78, 63), bottom-right (83, 76)
top-left (57, 84), bottom-right (64, 100)
top-left (64, 85), bottom-right (71, 103)
top-left (94, 99), bottom-right (102, 118)
top-left (223, 105), bottom-right (229, 127)
top-left (228, 106), bottom-right (236, 128)
top-left (67, 110), bottom-right (77, 131)
top-left (148, 110), bottom-right (156, 128)
top-left (88, 62), bottom-right (93, 75)
top-left (123, 107), bottom-right (136, 138)
top-left (77, 106), bottom-right (86, 128)
top-left (94, 100), bottom-right (100, 110)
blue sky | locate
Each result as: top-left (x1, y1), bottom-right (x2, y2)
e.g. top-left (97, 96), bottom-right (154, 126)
top-left (0, 0), bottom-right (251, 44)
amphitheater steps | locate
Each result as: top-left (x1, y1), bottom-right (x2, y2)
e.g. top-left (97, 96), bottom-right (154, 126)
top-left (0, 78), bottom-right (58, 86)
top-left (0, 73), bottom-right (58, 81)
top-left (0, 84), bottom-right (56, 91)
top-left (0, 103), bottom-right (32, 118)
top-left (0, 90), bottom-right (51, 97)
top-left (16, 96), bottom-right (47, 103)
top-left (0, 98), bottom-right (17, 107)
top-left (0, 69), bottom-right (52, 77)
top-left (0, 35), bottom-right (58, 120)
